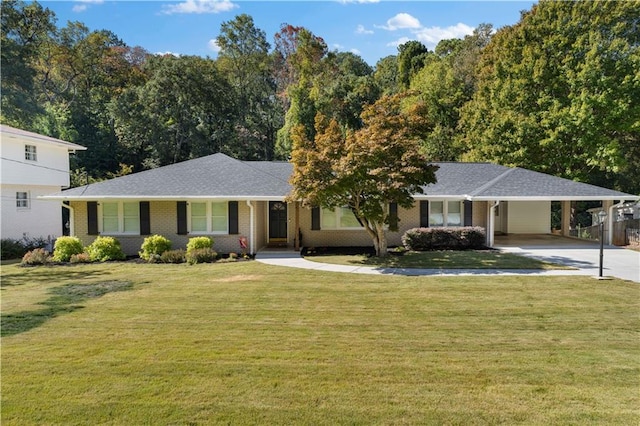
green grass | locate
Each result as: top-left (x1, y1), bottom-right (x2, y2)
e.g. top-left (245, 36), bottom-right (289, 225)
top-left (2, 262), bottom-right (638, 424)
top-left (305, 249), bottom-right (571, 269)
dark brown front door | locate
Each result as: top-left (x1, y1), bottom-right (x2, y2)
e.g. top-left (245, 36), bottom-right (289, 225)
top-left (269, 201), bottom-right (287, 241)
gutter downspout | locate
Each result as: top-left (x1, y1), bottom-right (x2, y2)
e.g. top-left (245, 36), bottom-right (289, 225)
top-left (487, 200), bottom-right (500, 247)
top-left (61, 202), bottom-right (74, 236)
top-left (246, 200), bottom-right (255, 255)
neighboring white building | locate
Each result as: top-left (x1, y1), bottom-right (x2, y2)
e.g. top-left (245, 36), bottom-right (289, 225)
top-left (1, 125), bottom-right (86, 240)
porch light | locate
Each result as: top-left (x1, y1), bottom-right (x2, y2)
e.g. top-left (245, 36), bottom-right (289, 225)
top-left (598, 210), bottom-right (607, 278)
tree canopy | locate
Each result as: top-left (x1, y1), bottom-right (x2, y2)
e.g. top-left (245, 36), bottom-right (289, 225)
top-left (290, 93), bottom-right (439, 256)
top-left (1, 0), bottom-right (638, 195)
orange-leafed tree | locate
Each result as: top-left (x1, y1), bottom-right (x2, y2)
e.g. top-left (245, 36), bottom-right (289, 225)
top-left (290, 92), bottom-right (438, 256)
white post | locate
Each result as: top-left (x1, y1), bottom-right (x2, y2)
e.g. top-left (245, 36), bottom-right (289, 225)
top-left (246, 200), bottom-right (255, 255)
top-left (487, 200), bottom-right (500, 247)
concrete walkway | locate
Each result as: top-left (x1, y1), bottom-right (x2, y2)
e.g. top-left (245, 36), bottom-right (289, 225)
top-left (255, 247), bottom-right (639, 282)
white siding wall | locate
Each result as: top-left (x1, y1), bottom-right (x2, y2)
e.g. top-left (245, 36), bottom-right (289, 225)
top-left (1, 184), bottom-right (63, 240)
top-left (1, 137), bottom-right (72, 187)
top-left (506, 201), bottom-right (551, 234)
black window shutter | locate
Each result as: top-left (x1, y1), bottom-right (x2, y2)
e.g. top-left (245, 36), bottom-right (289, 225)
top-left (140, 201), bottom-right (151, 235)
top-left (177, 201), bottom-right (187, 235)
top-left (228, 201), bottom-right (239, 234)
top-left (311, 207), bottom-right (320, 230)
top-left (420, 200), bottom-right (430, 227)
top-left (87, 201), bottom-right (98, 235)
top-left (389, 202), bottom-right (399, 232)
top-left (463, 200), bottom-right (473, 226)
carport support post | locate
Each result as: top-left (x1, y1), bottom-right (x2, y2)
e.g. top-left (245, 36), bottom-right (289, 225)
top-left (598, 210), bottom-right (606, 277)
top-left (561, 201), bottom-right (571, 237)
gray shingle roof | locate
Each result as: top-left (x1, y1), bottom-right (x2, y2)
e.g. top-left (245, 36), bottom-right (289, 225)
top-left (42, 154), bottom-right (637, 201)
top-left (421, 163), bottom-right (636, 200)
top-left (48, 153), bottom-right (291, 200)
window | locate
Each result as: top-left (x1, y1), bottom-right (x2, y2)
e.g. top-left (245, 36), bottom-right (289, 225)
top-left (25, 145), bottom-right (37, 161)
top-left (321, 207), bottom-right (362, 230)
top-left (429, 201), bottom-right (463, 227)
top-left (100, 201), bottom-right (139, 234)
top-left (16, 192), bottom-right (29, 209)
top-left (189, 201), bottom-right (228, 234)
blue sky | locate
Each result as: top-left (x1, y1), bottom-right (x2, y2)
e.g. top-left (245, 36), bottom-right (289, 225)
top-left (41, 1), bottom-right (536, 65)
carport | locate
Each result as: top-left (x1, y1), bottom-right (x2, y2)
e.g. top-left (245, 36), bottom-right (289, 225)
top-left (495, 234), bottom-right (640, 282)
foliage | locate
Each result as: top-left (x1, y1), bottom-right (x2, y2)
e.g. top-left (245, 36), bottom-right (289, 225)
top-left (52, 236), bottom-right (84, 262)
top-left (69, 253), bottom-right (92, 264)
top-left (20, 248), bottom-right (50, 266)
top-left (186, 237), bottom-right (213, 253)
top-left (139, 235), bottom-right (172, 261)
top-left (185, 248), bottom-right (217, 265)
top-left (402, 227), bottom-right (486, 251)
top-left (1, 236), bottom-right (48, 260)
top-left (159, 249), bottom-right (186, 264)
top-left (85, 236), bottom-right (126, 262)
top-left (459, 0), bottom-right (640, 193)
top-left (290, 92), bottom-right (438, 256)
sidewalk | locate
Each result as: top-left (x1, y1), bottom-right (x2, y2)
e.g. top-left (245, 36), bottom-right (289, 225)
top-left (254, 250), bottom-right (597, 279)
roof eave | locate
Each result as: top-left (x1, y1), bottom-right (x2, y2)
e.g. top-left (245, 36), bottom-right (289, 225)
top-left (39, 195), bottom-right (289, 201)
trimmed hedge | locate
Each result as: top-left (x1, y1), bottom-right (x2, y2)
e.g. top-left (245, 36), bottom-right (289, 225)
top-left (140, 235), bottom-right (172, 261)
top-left (402, 227), bottom-right (486, 251)
top-left (186, 237), bottom-right (213, 253)
top-left (52, 236), bottom-right (84, 262)
top-left (86, 236), bottom-right (126, 262)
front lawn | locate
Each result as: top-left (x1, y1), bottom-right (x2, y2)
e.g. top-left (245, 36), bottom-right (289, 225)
top-left (1, 262), bottom-right (638, 424)
top-left (304, 248), bottom-right (570, 269)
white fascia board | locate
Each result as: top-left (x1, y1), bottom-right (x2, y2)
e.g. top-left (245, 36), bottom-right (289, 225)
top-left (412, 195), bottom-right (473, 200)
top-left (468, 195), bottom-right (640, 201)
top-left (38, 195), bottom-right (288, 201)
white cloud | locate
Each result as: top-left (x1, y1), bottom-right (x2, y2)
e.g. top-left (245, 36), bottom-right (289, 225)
top-left (208, 39), bottom-right (221, 53)
top-left (332, 43), bottom-right (345, 50)
top-left (161, 0), bottom-right (238, 15)
top-left (387, 37), bottom-right (411, 48)
top-left (414, 23), bottom-right (474, 46)
top-left (378, 13), bottom-right (421, 31)
top-left (355, 24), bottom-right (374, 35)
top-left (350, 48), bottom-right (361, 55)
top-left (155, 51), bottom-right (180, 57)
top-left (72, 0), bottom-right (104, 13)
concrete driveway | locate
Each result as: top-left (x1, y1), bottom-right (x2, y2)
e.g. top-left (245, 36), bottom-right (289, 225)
top-left (495, 235), bottom-right (640, 283)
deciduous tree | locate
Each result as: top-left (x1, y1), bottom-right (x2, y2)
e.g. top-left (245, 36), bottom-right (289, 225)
top-left (290, 93), bottom-right (438, 256)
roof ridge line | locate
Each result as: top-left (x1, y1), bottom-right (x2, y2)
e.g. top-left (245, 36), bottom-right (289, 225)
top-left (468, 166), bottom-right (517, 197)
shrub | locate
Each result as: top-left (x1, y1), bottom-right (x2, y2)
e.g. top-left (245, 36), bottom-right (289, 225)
top-left (160, 249), bottom-right (186, 264)
top-left (1, 236), bottom-right (48, 260)
top-left (186, 236), bottom-right (213, 253)
top-left (70, 253), bottom-right (92, 264)
top-left (21, 248), bottom-right (51, 266)
top-left (185, 248), bottom-right (217, 265)
top-left (402, 227), bottom-right (486, 251)
top-left (86, 236), bottom-right (126, 262)
top-left (139, 235), bottom-right (172, 261)
top-left (52, 236), bottom-right (84, 262)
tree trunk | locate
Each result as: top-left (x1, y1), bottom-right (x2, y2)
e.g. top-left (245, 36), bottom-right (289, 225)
top-left (375, 222), bottom-right (388, 257)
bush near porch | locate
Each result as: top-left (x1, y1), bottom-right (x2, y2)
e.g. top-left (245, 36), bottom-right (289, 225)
top-left (402, 226), bottom-right (486, 251)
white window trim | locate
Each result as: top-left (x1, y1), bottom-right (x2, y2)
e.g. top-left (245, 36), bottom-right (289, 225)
top-left (25, 144), bottom-right (37, 161)
top-left (320, 206), bottom-right (363, 230)
top-left (187, 201), bottom-right (229, 235)
top-left (16, 191), bottom-right (30, 209)
top-left (98, 201), bottom-right (140, 235)
top-left (429, 200), bottom-right (464, 227)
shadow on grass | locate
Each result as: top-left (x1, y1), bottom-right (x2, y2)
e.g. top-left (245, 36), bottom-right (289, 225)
top-left (0, 266), bottom-right (109, 288)
top-left (1, 280), bottom-right (133, 337)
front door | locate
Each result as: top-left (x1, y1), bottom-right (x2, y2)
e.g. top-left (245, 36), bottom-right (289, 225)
top-left (269, 201), bottom-right (288, 241)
